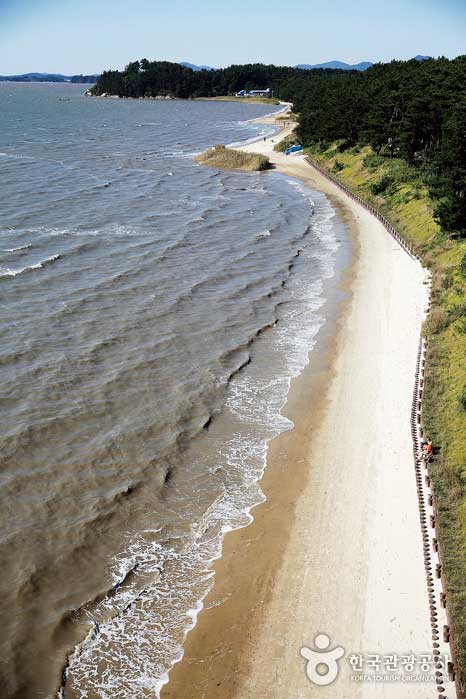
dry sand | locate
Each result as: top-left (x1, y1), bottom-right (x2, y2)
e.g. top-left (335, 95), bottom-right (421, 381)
top-left (162, 112), bottom-right (439, 698)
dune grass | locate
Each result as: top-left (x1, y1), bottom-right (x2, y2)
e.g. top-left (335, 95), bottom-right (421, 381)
top-left (195, 145), bottom-right (270, 172)
top-left (273, 132), bottom-right (300, 153)
top-left (306, 141), bottom-right (466, 687)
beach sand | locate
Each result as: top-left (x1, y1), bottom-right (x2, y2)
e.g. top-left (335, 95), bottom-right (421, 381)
top-left (162, 114), bottom-right (436, 698)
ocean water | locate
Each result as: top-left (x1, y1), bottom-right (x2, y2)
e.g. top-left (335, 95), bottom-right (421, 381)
top-left (0, 83), bottom-right (345, 698)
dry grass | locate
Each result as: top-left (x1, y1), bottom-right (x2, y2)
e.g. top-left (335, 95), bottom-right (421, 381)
top-left (195, 145), bottom-right (270, 172)
top-left (428, 307), bottom-right (449, 334)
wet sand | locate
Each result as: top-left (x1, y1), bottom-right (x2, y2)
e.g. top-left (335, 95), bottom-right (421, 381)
top-left (162, 115), bottom-right (434, 698)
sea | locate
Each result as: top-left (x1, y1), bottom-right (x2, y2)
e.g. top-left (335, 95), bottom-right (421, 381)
top-left (0, 82), bottom-right (348, 698)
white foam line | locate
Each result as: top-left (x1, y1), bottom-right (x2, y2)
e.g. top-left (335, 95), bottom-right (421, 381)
top-left (239, 102), bottom-right (291, 124)
top-left (0, 253), bottom-right (60, 278)
top-left (3, 244), bottom-right (32, 252)
top-left (60, 117), bottom-right (343, 699)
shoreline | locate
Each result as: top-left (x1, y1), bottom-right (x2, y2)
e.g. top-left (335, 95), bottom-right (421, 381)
top-left (162, 178), bottom-right (357, 699)
top-left (85, 93), bottom-right (286, 110)
top-left (162, 116), bottom-right (439, 698)
top-left (195, 96), bottom-right (281, 106)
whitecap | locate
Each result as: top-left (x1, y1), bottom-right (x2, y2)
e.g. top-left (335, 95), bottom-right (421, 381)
top-left (3, 244), bottom-right (32, 252)
top-left (256, 229), bottom-right (271, 239)
top-left (0, 253), bottom-right (60, 278)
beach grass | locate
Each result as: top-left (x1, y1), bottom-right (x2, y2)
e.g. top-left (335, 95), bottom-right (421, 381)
top-left (195, 144), bottom-right (270, 172)
top-left (273, 132), bottom-right (300, 153)
top-left (306, 141), bottom-right (466, 684)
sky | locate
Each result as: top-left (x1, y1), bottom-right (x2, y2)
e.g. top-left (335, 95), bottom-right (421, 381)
top-left (0, 0), bottom-right (465, 74)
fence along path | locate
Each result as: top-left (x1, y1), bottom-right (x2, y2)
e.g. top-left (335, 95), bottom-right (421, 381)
top-left (307, 157), bottom-right (419, 261)
top-left (306, 156), bottom-right (461, 699)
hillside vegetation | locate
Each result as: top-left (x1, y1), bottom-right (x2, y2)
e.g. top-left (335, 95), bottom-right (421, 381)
top-left (93, 57), bottom-right (465, 240)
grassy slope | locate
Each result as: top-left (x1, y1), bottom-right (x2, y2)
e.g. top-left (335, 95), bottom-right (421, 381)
top-left (195, 145), bottom-right (270, 172)
top-left (307, 143), bottom-right (466, 687)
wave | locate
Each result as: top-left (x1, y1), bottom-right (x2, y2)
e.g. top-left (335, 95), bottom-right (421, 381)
top-left (255, 228), bottom-right (271, 239)
top-left (0, 151), bottom-right (35, 161)
top-left (1, 96), bottom-right (343, 698)
top-left (226, 118), bottom-right (280, 148)
top-left (238, 104), bottom-right (288, 124)
top-left (0, 253), bottom-right (60, 278)
top-left (2, 243), bottom-right (32, 252)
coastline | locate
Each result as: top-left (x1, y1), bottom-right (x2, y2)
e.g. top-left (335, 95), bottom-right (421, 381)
top-left (196, 96), bottom-right (281, 106)
top-left (161, 178), bottom-right (356, 699)
top-left (162, 117), bottom-right (437, 698)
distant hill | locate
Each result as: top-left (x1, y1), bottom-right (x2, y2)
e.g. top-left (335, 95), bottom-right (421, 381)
top-left (0, 72), bottom-right (99, 83)
top-left (179, 62), bottom-right (215, 71)
top-left (1, 57), bottom-right (432, 83)
top-left (296, 60), bottom-right (373, 71)
top-left (296, 56), bottom-right (433, 71)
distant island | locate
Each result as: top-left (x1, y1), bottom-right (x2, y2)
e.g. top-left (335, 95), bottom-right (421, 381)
top-left (0, 72), bottom-right (99, 83)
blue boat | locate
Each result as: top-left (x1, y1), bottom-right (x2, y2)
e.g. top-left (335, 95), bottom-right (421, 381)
top-left (285, 144), bottom-right (303, 155)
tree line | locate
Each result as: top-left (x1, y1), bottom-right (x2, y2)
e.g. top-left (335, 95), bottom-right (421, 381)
top-left (92, 56), bottom-right (466, 237)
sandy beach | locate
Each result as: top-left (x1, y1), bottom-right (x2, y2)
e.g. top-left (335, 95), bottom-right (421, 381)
top-left (162, 112), bottom-right (440, 698)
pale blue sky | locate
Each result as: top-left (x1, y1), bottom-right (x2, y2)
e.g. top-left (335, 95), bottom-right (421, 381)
top-left (0, 0), bottom-right (465, 74)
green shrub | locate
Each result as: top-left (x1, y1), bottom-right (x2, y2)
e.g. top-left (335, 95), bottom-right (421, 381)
top-left (337, 141), bottom-right (352, 152)
top-left (273, 133), bottom-right (299, 153)
top-left (448, 302), bottom-right (466, 324)
top-left (314, 141), bottom-right (330, 153)
top-left (332, 160), bottom-right (344, 173)
top-left (428, 307), bottom-right (449, 334)
top-left (363, 153), bottom-right (385, 171)
top-left (370, 174), bottom-right (395, 195)
top-left (460, 387), bottom-right (466, 412)
top-left (460, 252), bottom-right (466, 278)
top-left (441, 270), bottom-right (454, 290)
